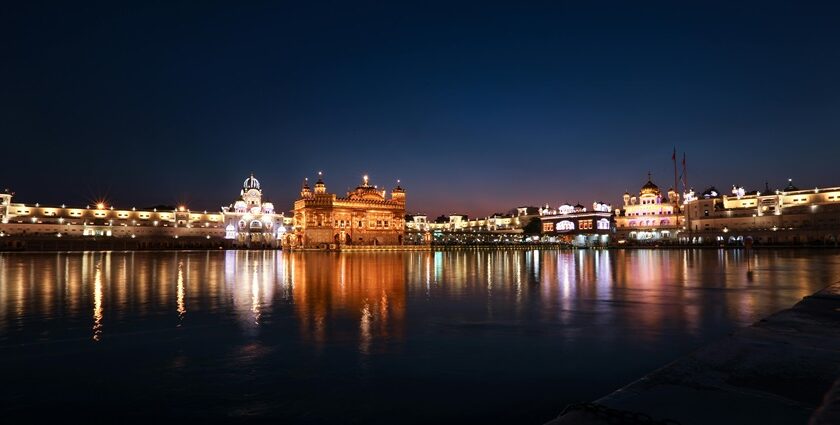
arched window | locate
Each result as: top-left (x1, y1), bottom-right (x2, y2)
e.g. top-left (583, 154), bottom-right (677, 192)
top-left (225, 224), bottom-right (236, 239)
top-left (556, 220), bottom-right (574, 231)
top-left (597, 219), bottom-right (610, 230)
top-left (250, 220), bottom-right (263, 229)
top-left (660, 219), bottom-right (670, 226)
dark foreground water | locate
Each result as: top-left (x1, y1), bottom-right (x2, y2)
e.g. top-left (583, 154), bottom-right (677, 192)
top-left (1, 249), bottom-right (839, 424)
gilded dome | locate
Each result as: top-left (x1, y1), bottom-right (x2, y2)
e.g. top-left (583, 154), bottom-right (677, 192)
top-left (348, 175), bottom-right (384, 201)
top-left (349, 185), bottom-right (384, 201)
top-left (640, 179), bottom-right (660, 195)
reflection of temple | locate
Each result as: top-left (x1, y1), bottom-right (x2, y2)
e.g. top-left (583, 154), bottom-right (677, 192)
top-left (222, 174), bottom-right (290, 248)
top-left (614, 174), bottom-right (684, 242)
top-left (288, 253), bottom-right (405, 350)
top-left (292, 175), bottom-right (405, 248)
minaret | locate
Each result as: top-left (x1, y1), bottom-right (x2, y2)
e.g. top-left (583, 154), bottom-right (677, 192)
top-left (391, 179), bottom-right (405, 204)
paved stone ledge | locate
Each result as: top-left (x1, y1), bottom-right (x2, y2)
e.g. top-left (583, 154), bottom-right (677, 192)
top-left (548, 280), bottom-right (840, 425)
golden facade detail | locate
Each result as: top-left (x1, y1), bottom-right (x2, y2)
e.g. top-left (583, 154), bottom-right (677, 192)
top-left (292, 175), bottom-right (406, 248)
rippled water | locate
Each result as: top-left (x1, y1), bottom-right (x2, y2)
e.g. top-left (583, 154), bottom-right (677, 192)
top-left (1, 249), bottom-right (838, 423)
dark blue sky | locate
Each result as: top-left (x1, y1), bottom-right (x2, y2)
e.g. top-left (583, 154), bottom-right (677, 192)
top-left (3, 1), bottom-right (839, 216)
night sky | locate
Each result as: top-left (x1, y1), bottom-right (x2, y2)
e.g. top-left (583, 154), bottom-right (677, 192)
top-left (3, 1), bottom-right (839, 217)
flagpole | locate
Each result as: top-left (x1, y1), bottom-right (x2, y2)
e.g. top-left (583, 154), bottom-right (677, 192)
top-left (672, 147), bottom-right (678, 202)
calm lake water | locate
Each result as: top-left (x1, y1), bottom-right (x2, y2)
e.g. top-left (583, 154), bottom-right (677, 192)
top-left (1, 249), bottom-right (839, 423)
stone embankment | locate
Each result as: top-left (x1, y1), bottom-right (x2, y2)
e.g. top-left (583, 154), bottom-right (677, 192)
top-left (548, 280), bottom-right (840, 425)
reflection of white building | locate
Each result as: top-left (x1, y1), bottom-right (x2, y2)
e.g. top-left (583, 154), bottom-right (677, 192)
top-left (222, 174), bottom-right (290, 248)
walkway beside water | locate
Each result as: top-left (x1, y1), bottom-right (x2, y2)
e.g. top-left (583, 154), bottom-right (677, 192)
top-left (548, 280), bottom-right (840, 425)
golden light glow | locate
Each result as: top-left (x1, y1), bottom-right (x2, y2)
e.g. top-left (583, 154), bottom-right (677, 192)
top-left (177, 261), bottom-right (186, 319)
top-left (93, 261), bottom-right (103, 342)
top-left (96, 202), bottom-right (105, 210)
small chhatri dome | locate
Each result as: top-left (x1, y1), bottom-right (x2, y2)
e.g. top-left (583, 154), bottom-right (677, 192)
top-left (784, 178), bottom-right (798, 192)
top-left (244, 173), bottom-right (260, 190)
top-left (393, 179), bottom-right (404, 193)
top-left (702, 186), bottom-right (720, 199)
top-left (314, 172), bottom-right (327, 194)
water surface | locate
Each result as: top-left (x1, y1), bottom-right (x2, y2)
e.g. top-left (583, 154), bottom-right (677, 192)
top-left (1, 249), bottom-right (838, 423)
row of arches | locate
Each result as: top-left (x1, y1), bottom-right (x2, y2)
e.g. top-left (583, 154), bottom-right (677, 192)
top-left (627, 219), bottom-right (671, 227)
top-left (554, 219), bottom-right (610, 231)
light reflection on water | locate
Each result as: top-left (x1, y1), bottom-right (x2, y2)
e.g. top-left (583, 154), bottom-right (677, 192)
top-left (176, 261), bottom-right (185, 322)
top-left (92, 260), bottom-right (103, 342)
top-left (0, 249), bottom-right (838, 424)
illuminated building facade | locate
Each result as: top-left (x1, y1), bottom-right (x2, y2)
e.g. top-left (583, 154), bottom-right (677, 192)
top-left (405, 207), bottom-right (541, 244)
top-left (683, 180), bottom-right (840, 245)
top-left (292, 175), bottom-right (406, 248)
top-left (539, 202), bottom-right (613, 246)
top-left (221, 174), bottom-right (290, 248)
top-left (0, 194), bottom-right (225, 247)
top-left (0, 174), bottom-right (289, 249)
top-left (0, 191), bottom-right (12, 224)
top-left (614, 175), bottom-right (684, 242)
